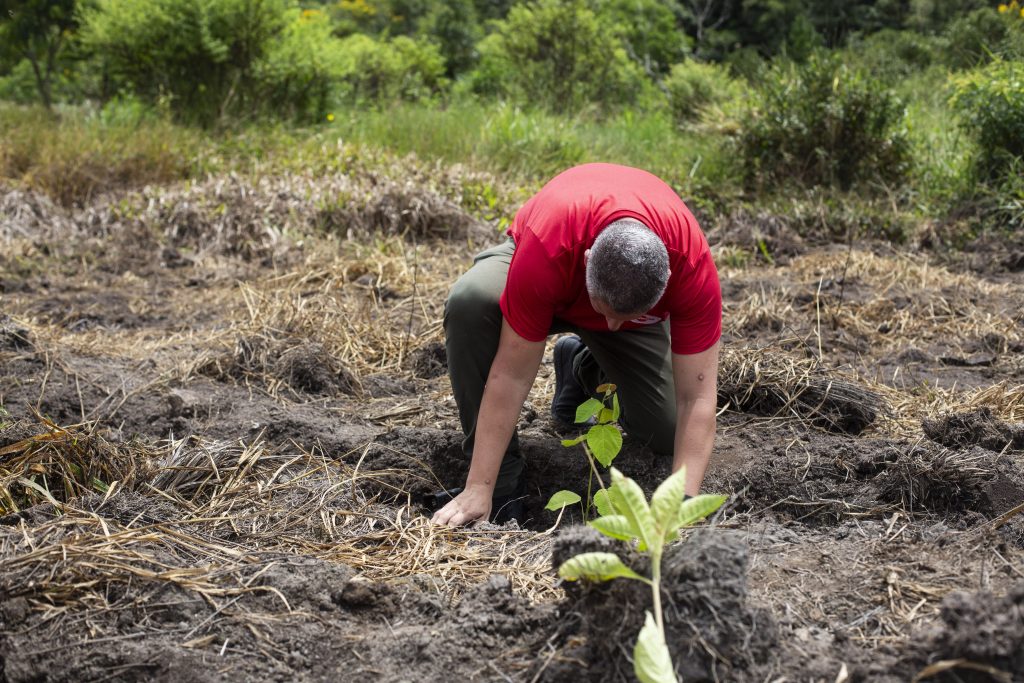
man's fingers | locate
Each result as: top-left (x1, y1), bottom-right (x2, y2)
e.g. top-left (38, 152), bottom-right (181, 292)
top-left (429, 498), bottom-right (485, 527)
top-left (431, 500), bottom-right (464, 527)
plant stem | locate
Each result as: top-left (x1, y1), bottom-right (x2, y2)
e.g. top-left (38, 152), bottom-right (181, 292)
top-left (650, 551), bottom-right (664, 635)
top-left (583, 444), bottom-right (607, 491)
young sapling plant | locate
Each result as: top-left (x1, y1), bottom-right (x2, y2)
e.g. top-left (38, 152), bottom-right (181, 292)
top-left (558, 466), bottom-right (727, 683)
top-left (546, 383), bottom-right (622, 522)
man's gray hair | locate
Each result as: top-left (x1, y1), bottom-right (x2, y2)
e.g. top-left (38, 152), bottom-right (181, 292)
top-left (585, 218), bottom-right (669, 315)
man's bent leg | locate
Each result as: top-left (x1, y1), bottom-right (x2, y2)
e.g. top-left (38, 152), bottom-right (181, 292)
top-left (573, 323), bottom-right (676, 455)
top-left (443, 240), bottom-right (523, 497)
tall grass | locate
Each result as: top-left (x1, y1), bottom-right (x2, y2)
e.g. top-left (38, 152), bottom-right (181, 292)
top-left (0, 103), bottom-right (200, 206)
top-left (896, 67), bottom-right (973, 208)
top-left (323, 100), bottom-right (737, 192)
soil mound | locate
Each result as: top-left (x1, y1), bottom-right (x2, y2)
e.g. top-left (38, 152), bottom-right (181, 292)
top-left (0, 315), bottom-right (32, 350)
top-left (274, 341), bottom-right (360, 395)
top-left (409, 340), bottom-right (447, 379)
top-left (923, 407), bottom-right (1024, 453)
top-left (546, 526), bottom-right (779, 682)
top-left (730, 435), bottom-right (1024, 523)
top-left (718, 348), bottom-right (880, 434)
top-left (893, 582), bottom-right (1024, 682)
top-left (201, 336), bottom-right (361, 397)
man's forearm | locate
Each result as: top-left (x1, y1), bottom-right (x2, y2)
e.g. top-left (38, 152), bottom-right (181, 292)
top-left (464, 370), bottom-right (535, 491)
top-left (672, 397), bottom-right (717, 496)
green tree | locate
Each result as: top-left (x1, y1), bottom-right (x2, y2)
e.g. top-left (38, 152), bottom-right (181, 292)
top-left (0, 0), bottom-right (78, 109)
top-left (596, 0), bottom-right (691, 76)
top-left (420, 0), bottom-right (480, 77)
top-left (740, 52), bottom-right (912, 190)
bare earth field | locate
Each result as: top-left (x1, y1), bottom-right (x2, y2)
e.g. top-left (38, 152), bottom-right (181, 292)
top-left (1, 163), bottom-right (1023, 682)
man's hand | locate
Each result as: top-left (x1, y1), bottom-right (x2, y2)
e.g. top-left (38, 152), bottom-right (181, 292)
top-left (430, 484), bottom-right (493, 527)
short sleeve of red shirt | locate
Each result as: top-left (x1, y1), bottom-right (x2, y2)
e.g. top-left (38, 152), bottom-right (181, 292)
top-left (500, 229), bottom-right (564, 342)
top-left (666, 250), bottom-right (722, 355)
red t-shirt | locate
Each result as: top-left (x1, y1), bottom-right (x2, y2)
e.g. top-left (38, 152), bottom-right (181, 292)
top-left (500, 163), bottom-right (721, 355)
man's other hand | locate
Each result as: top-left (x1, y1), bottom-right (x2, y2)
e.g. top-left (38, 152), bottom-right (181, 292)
top-left (430, 484), bottom-right (492, 527)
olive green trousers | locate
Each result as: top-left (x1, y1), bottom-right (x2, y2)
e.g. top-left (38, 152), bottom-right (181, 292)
top-left (443, 240), bottom-right (676, 497)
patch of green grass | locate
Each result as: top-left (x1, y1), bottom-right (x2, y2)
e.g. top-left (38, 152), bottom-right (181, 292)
top-left (897, 67), bottom-right (974, 207)
top-left (317, 100), bottom-right (737, 192)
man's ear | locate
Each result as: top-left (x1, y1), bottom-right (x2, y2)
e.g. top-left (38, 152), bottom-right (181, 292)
top-left (583, 249), bottom-right (590, 265)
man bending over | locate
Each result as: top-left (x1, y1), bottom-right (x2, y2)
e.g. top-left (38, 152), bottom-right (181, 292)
top-left (431, 163), bottom-right (721, 527)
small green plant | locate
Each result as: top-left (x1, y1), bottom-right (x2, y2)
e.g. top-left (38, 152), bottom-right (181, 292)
top-left (546, 383), bottom-right (622, 520)
top-left (559, 466), bottom-right (727, 683)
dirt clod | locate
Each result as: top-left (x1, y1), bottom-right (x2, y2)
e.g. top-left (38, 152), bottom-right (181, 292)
top-left (409, 341), bottom-right (448, 379)
top-left (895, 582), bottom-right (1024, 682)
top-left (0, 315), bottom-right (31, 350)
top-left (274, 341), bottom-right (360, 395)
top-left (923, 407), bottom-right (1024, 453)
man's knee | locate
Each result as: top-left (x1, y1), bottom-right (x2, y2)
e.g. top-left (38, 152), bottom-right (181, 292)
top-left (622, 412), bottom-right (675, 456)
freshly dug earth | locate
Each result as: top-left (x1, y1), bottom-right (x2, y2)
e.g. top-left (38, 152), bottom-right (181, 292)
top-left (2, 171), bottom-right (1024, 682)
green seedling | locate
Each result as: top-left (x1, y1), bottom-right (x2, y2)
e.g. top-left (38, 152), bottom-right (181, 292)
top-left (546, 383), bottom-right (621, 521)
top-left (559, 466), bottom-right (727, 683)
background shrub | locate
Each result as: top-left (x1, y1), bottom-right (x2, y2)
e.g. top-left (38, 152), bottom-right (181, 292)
top-left (663, 60), bottom-right (742, 125)
top-left (469, 0), bottom-right (648, 115)
top-left (334, 34), bottom-right (447, 106)
top-left (950, 58), bottom-right (1024, 180)
top-left (843, 29), bottom-right (941, 83)
top-left (253, 8), bottom-right (344, 121)
top-left (739, 53), bottom-right (912, 191)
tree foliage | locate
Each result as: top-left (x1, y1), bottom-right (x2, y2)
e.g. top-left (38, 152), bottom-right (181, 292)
top-left (80, 0), bottom-right (291, 125)
top-left (0, 0), bottom-right (77, 108)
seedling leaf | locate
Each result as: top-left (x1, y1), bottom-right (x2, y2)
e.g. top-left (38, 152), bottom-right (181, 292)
top-left (545, 490), bottom-right (582, 511)
top-left (598, 407), bottom-right (615, 423)
top-left (593, 488), bottom-right (613, 516)
top-left (612, 392), bottom-right (621, 421)
top-left (589, 514), bottom-right (639, 542)
top-left (561, 435), bottom-right (586, 447)
top-left (634, 612), bottom-right (677, 683)
top-left (650, 466), bottom-right (688, 540)
top-left (609, 468), bottom-right (654, 550)
top-left (575, 398), bottom-right (604, 424)
top-left (588, 425), bottom-right (622, 467)
top-left (558, 552), bottom-right (646, 583)
top-left (677, 494), bottom-right (728, 528)
top-left (595, 383), bottom-right (616, 394)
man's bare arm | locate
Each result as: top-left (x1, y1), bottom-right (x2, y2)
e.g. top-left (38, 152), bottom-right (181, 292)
top-left (431, 320), bottom-right (545, 526)
top-left (671, 341), bottom-right (720, 497)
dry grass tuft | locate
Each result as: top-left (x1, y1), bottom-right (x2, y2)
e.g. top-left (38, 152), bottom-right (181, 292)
top-left (198, 335), bottom-right (363, 398)
top-left (0, 186), bottom-right (75, 242)
top-left (876, 441), bottom-right (1008, 514)
top-left (0, 431), bottom-right (558, 614)
top-left (719, 345), bottom-right (882, 434)
top-left (0, 414), bottom-right (156, 514)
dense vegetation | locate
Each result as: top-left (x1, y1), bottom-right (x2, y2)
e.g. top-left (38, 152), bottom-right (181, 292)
top-left (1, 0), bottom-right (1022, 236)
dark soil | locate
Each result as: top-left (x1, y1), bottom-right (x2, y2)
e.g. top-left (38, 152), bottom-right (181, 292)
top-left (2, 180), bottom-right (1024, 682)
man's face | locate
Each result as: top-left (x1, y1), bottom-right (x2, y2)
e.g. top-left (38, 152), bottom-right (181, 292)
top-left (590, 296), bottom-right (644, 332)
